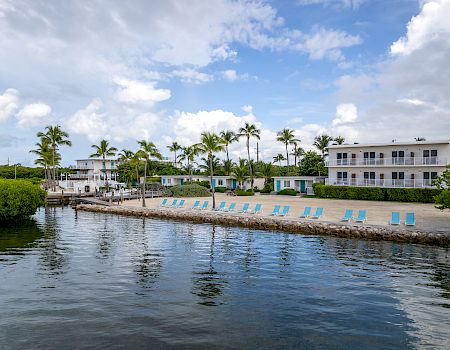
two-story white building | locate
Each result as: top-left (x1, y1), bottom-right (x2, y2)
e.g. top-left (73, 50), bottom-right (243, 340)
top-left (326, 140), bottom-right (450, 188)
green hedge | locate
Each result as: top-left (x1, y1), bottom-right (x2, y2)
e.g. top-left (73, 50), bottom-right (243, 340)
top-left (214, 186), bottom-right (227, 193)
top-left (260, 183), bottom-right (273, 194)
top-left (236, 189), bottom-right (255, 196)
top-left (313, 184), bottom-right (441, 203)
top-left (183, 180), bottom-right (210, 189)
top-left (0, 179), bottom-right (46, 221)
top-left (164, 184), bottom-right (211, 198)
top-left (435, 189), bottom-right (450, 210)
top-left (278, 188), bottom-right (297, 196)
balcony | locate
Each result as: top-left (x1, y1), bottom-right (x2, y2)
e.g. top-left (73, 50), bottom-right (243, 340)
top-left (326, 156), bottom-right (447, 167)
top-left (325, 178), bottom-right (436, 188)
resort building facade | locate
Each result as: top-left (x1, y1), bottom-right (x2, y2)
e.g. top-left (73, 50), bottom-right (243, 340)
top-left (326, 140), bottom-right (450, 188)
top-left (272, 176), bottom-right (326, 195)
top-left (160, 175), bottom-right (265, 190)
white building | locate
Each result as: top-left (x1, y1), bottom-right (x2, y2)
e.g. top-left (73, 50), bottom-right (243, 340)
top-left (273, 176), bottom-right (326, 195)
top-left (326, 140), bottom-right (450, 188)
top-left (160, 175), bottom-right (265, 190)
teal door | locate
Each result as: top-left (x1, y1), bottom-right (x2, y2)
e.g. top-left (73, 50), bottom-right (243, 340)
top-left (276, 180), bottom-right (281, 192)
top-left (300, 180), bottom-right (306, 193)
top-left (212, 179), bottom-right (216, 188)
top-left (232, 179), bottom-right (237, 189)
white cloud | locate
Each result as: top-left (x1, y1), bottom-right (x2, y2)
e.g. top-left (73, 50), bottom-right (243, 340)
top-left (16, 102), bottom-right (51, 127)
top-left (242, 105), bottom-right (253, 114)
top-left (66, 99), bottom-right (107, 142)
top-left (222, 69), bottom-right (238, 81)
top-left (113, 77), bottom-right (171, 104)
top-left (170, 69), bottom-right (213, 84)
top-left (0, 88), bottom-right (19, 122)
top-left (296, 0), bottom-right (365, 9)
top-left (332, 103), bottom-right (358, 125)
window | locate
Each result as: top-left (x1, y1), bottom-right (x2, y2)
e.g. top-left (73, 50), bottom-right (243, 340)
top-left (399, 151), bottom-right (404, 157)
top-left (424, 172), bottom-right (430, 180)
top-left (392, 151), bottom-right (397, 158)
top-left (431, 172), bottom-right (438, 179)
top-left (337, 172), bottom-right (342, 179)
top-left (337, 153), bottom-right (342, 159)
top-left (284, 180), bottom-right (290, 187)
top-left (392, 172), bottom-right (398, 180)
top-left (218, 179), bottom-right (223, 186)
top-left (423, 150), bottom-right (430, 157)
top-left (431, 150), bottom-right (437, 157)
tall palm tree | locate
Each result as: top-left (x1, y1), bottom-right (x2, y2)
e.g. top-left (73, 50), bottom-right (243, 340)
top-left (118, 149), bottom-right (134, 161)
top-left (232, 159), bottom-right (249, 189)
top-left (138, 140), bottom-right (162, 207)
top-left (90, 139), bottom-right (118, 188)
top-left (273, 154), bottom-right (285, 166)
top-left (314, 134), bottom-right (333, 159)
top-left (276, 128), bottom-right (296, 167)
top-left (37, 125), bottom-right (72, 191)
top-left (222, 159), bottom-right (234, 176)
top-left (197, 132), bottom-right (224, 209)
top-left (178, 145), bottom-right (199, 181)
top-left (30, 139), bottom-right (57, 184)
top-left (238, 122), bottom-right (260, 189)
top-left (220, 130), bottom-right (238, 162)
top-left (290, 146), bottom-right (305, 167)
top-left (167, 142), bottom-right (182, 166)
top-left (333, 136), bottom-right (345, 145)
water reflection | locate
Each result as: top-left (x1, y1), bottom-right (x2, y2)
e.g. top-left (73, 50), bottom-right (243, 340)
top-left (0, 219), bottom-right (42, 258)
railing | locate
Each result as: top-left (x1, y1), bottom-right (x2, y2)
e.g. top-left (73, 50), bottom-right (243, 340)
top-left (326, 157), bottom-right (447, 167)
top-left (325, 178), bottom-right (436, 188)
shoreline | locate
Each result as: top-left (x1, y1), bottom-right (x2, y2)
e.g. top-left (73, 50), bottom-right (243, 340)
top-left (75, 204), bottom-right (450, 247)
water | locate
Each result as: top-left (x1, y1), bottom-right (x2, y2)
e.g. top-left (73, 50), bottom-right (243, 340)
top-left (0, 207), bottom-right (449, 349)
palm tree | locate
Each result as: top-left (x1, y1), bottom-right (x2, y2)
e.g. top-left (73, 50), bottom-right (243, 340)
top-left (232, 159), bottom-right (249, 189)
top-left (197, 132), bottom-right (224, 209)
top-left (118, 149), bottom-right (134, 161)
top-left (291, 146), bottom-right (305, 167)
top-left (138, 140), bottom-right (162, 207)
top-left (30, 139), bottom-right (57, 184)
top-left (90, 140), bottom-right (118, 189)
top-left (314, 134), bottom-right (333, 159)
top-left (273, 154), bottom-right (285, 166)
top-left (276, 128), bottom-right (296, 167)
top-left (178, 145), bottom-right (200, 182)
top-left (37, 125), bottom-right (72, 191)
top-left (238, 122), bottom-right (260, 188)
top-left (333, 136), bottom-right (345, 145)
top-left (220, 130), bottom-right (238, 162)
top-left (258, 162), bottom-right (276, 186)
top-left (222, 159), bottom-right (234, 176)
top-left (198, 156), bottom-right (220, 174)
top-left (167, 142), bottom-right (182, 166)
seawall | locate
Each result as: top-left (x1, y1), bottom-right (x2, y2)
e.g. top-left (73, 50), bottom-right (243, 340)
top-left (75, 204), bottom-right (450, 246)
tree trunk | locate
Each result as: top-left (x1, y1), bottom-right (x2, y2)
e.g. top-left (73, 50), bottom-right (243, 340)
top-left (285, 144), bottom-right (289, 168)
top-left (226, 145), bottom-right (229, 162)
top-left (142, 159), bottom-right (147, 207)
top-left (247, 137), bottom-right (253, 189)
top-left (209, 154), bottom-right (215, 209)
top-left (52, 145), bottom-right (56, 191)
top-left (294, 144), bottom-right (297, 167)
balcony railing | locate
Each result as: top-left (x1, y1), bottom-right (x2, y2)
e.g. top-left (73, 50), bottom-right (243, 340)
top-left (326, 157), bottom-right (447, 167)
top-left (325, 178), bottom-right (436, 188)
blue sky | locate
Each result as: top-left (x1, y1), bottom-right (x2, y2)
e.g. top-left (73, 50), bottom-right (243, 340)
top-left (1, 0), bottom-right (449, 166)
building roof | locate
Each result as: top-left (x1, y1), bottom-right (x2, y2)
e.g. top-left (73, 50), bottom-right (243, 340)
top-left (272, 176), bottom-right (326, 180)
top-left (76, 158), bottom-right (118, 162)
top-left (327, 140), bottom-right (450, 149)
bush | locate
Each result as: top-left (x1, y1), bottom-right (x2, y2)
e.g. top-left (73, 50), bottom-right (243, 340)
top-left (236, 189), bottom-right (255, 196)
top-left (435, 189), bottom-right (450, 210)
top-left (164, 184), bottom-right (211, 198)
top-left (260, 183), bottom-right (274, 194)
top-left (312, 184), bottom-right (441, 203)
top-left (183, 180), bottom-right (210, 189)
top-left (0, 179), bottom-right (46, 222)
top-left (214, 186), bottom-right (227, 193)
top-left (278, 188), bottom-right (297, 196)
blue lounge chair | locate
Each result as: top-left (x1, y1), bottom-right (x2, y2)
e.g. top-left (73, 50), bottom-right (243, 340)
top-left (390, 212), bottom-right (400, 225)
top-left (214, 201), bottom-right (226, 211)
top-left (160, 198), bottom-right (168, 207)
top-left (300, 206), bottom-right (311, 218)
top-left (169, 199), bottom-right (178, 208)
top-left (341, 209), bottom-right (353, 222)
top-left (249, 204), bottom-right (262, 214)
top-left (223, 203), bottom-right (236, 212)
top-left (238, 203), bottom-right (250, 213)
top-left (176, 199), bottom-right (185, 209)
top-left (279, 205), bottom-right (290, 217)
top-left (200, 201), bottom-right (209, 210)
top-left (311, 207), bottom-right (323, 219)
top-left (355, 210), bottom-right (367, 223)
top-left (191, 200), bottom-right (200, 209)
top-left (405, 212), bottom-right (415, 226)
top-left (270, 205), bottom-right (281, 216)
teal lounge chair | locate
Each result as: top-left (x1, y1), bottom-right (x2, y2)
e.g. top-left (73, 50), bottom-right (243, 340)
top-left (355, 210), bottom-right (366, 223)
top-left (249, 204), bottom-right (262, 214)
top-left (191, 200), bottom-right (200, 209)
top-left (311, 207), bottom-right (323, 219)
top-left (214, 201), bottom-right (226, 211)
top-left (300, 206), bottom-right (311, 218)
top-left (341, 209), bottom-right (353, 222)
top-left (160, 198), bottom-right (168, 207)
top-left (200, 201), bottom-right (209, 210)
top-left (405, 212), bottom-right (415, 226)
top-left (390, 212), bottom-right (400, 225)
top-left (238, 203), bottom-right (250, 213)
top-left (279, 205), bottom-right (290, 217)
top-left (223, 203), bottom-right (236, 212)
top-left (169, 199), bottom-right (178, 208)
top-left (270, 205), bottom-right (281, 216)
top-left (176, 199), bottom-right (185, 209)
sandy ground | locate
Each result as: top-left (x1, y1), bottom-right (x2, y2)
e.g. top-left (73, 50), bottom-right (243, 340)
top-left (120, 193), bottom-right (450, 233)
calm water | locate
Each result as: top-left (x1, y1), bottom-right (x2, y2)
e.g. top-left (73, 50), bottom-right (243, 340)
top-left (0, 208), bottom-right (449, 349)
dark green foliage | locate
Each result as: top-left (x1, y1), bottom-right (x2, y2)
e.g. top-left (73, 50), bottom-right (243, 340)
top-left (434, 165), bottom-right (450, 210)
top-left (278, 188), bottom-right (297, 196)
top-left (298, 151), bottom-right (327, 176)
top-left (0, 179), bottom-right (46, 221)
top-left (435, 190), bottom-right (450, 210)
top-left (260, 183), bottom-right (274, 194)
top-left (214, 186), bottom-right (227, 193)
top-left (0, 165), bottom-right (45, 179)
top-left (155, 164), bottom-right (186, 176)
top-left (236, 189), bottom-right (254, 196)
top-left (184, 180), bottom-right (210, 189)
top-left (313, 184), bottom-right (441, 203)
top-left (164, 184), bottom-right (211, 198)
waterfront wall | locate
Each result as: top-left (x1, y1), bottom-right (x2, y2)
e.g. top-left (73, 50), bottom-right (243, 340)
top-left (75, 204), bottom-right (450, 246)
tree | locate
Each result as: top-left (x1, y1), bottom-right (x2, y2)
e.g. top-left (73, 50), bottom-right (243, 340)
top-left (137, 140), bottom-right (162, 207)
top-left (118, 149), bottom-right (134, 161)
top-left (333, 136), bottom-right (345, 145)
top-left (313, 134), bottom-right (333, 159)
top-left (298, 151), bottom-right (327, 176)
top-left (291, 145), bottom-right (305, 167)
top-left (90, 139), bottom-right (118, 188)
top-left (258, 162), bottom-right (277, 186)
top-left (178, 145), bottom-right (200, 182)
top-left (197, 132), bottom-right (224, 209)
top-left (273, 154), bottom-right (285, 166)
top-left (219, 130), bottom-right (238, 162)
top-left (30, 139), bottom-right (57, 183)
top-left (434, 165), bottom-right (450, 210)
top-left (232, 159), bottom-right (249, 189)
top-left (37, 125), bottom-right (72, 191)
top-left (276, 128), bottom-right (296, 167)
top-left (167, 142), bottom-right (182, 166)
top-left (238, 122), bottom-right (260, 188)
top-left (222, 159), bottom-right (234, 176)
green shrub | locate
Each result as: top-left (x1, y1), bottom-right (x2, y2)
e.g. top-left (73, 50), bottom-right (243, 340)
top-left (164, 184), bottom-right (211, 198)
top-left (0, 179), bottom-right (46, 221)
top-left (313, 183), bottom-right (441, 203)
top-left (435, 189), bottom-right (450, 210)
top-left (183, 180), bottom-right (210, 189)
top-left (260, 183), bottom-right (274, 194)
top-left (278, 188), bottom-right (297, 196)
top-left (236, 189), bottom-right (255, 196)
top-left (214, 186), bottom-right (227, 193)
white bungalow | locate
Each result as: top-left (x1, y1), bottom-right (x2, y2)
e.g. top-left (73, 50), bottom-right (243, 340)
top-left (272, 176), bottom-right (326, 195)
top-left (160, 175), bottom-right (264, 190)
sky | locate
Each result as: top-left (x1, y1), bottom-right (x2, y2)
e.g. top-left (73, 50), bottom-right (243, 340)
top-left (1, 0), bottom-right (450, 166)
